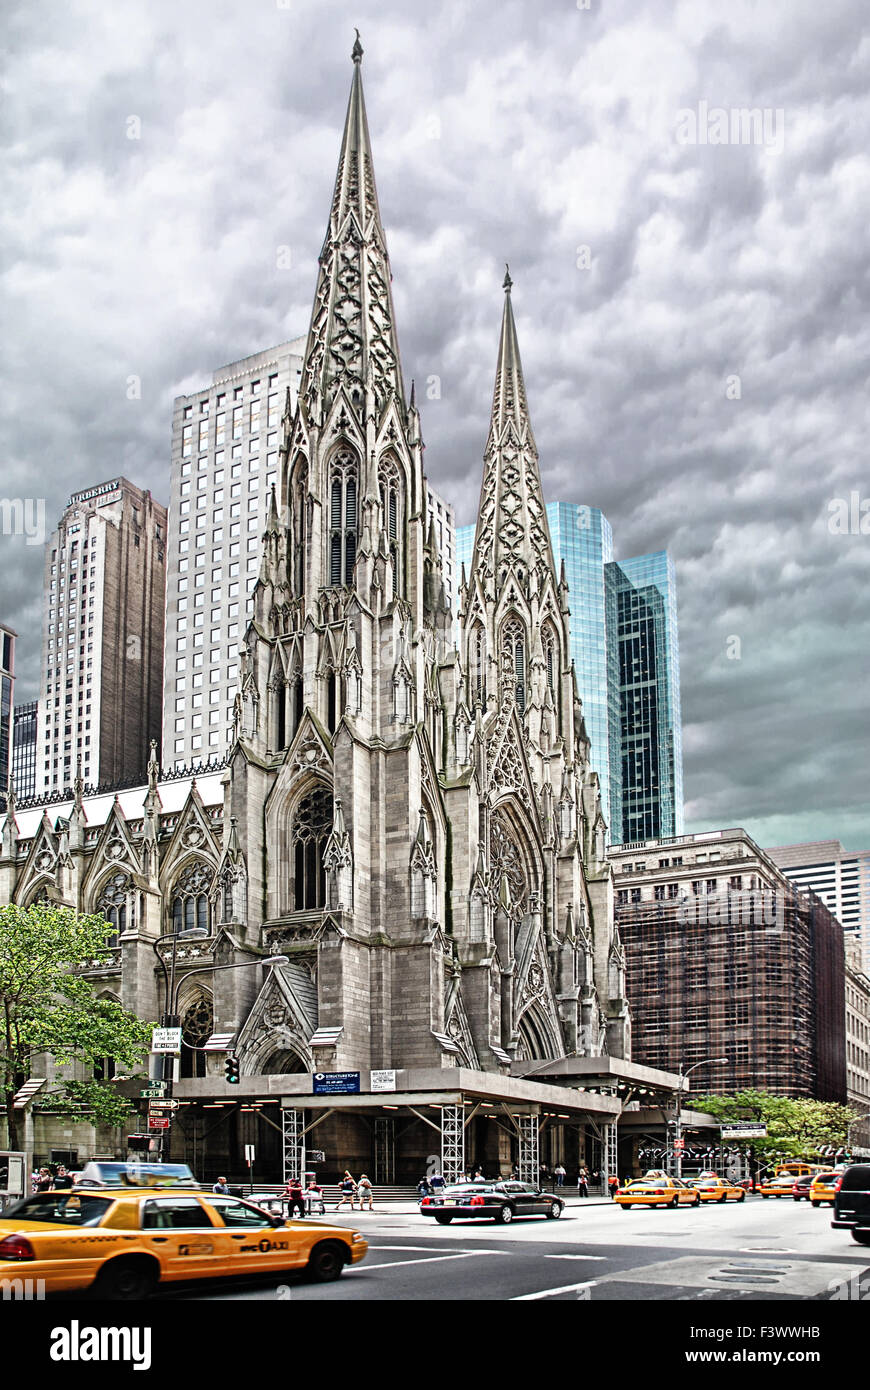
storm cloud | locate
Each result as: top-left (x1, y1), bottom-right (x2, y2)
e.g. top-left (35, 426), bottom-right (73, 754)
top-left (1, 0), bottom-right (868, 847)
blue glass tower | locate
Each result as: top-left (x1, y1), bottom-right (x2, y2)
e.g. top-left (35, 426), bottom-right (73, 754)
top-left (456, 509), bottom-right (683, 845)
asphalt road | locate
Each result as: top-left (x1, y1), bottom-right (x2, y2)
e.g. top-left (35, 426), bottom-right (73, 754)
top-left (167, 1196), bottom-right (869, 1302)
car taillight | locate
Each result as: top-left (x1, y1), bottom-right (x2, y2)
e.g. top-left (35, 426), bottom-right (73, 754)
top-left (834, 1176), bottom-right (842, 1192)
top-left (0, 1234), bottom-right (35, 1261)
top-left (421, 1197), bottom-right (431, 1206)
top-left (470, 1195), bottom-right (485, 1206)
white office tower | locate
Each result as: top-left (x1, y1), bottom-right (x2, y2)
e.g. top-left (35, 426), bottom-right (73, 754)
top-left (162, 339), bottom-right (306, 769)
top-left (768, 840), bottom-right (870, 973)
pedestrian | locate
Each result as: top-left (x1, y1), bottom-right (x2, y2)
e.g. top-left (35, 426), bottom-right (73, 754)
top-left (608, 1175), bottom-right (620, 1199)
top-left (473, 1167), bottom-right (484, 1181)
top-left (357, 1174), bottom-right (374, 1211)
top-left (53, 1165), bottom-right (73, 1190)
top-left (578, 1167), bottom-right (589, 1198)
top-left (282, 1175), bottom-right (305, 1218)
top-left (335, 1171), bottom-right (358, 1211)
top-left (416, 1175), bottom-right (432, 1198)
top-left (554, 1163), bottom-right (566, 1188)
top-left (34, 1167), bottom-right (53, 1193)
top-left (429, 1170), bottom-right (446, 1193)
top-left (212, 1175), bottom-right (230, 1195)
top-left (304, 1176), bottom-right (325, 1216)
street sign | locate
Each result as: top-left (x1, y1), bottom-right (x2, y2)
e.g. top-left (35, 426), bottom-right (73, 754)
top-left (151, 1027), bottom-right (182, 1055)
top-left (148, 1100), bottom-right (180, 1112)
top-left (147, 1117), bottom-right (170, 1130)
top-left (673, 1139), bottom-right (685, 1151)
top-left (721, 1123), bottom-right (768, 1140)
top-left (140, 1085), bottom-right (167, 1098)
top-left (371, 1069), bottom-right (397, 1093)
top-left (313, 1071), bottom-right (360, 1095)
top-left (307, 1150), bottom-right (325, 1163)
top-left (244, 1144), bottom-right (255, 1164)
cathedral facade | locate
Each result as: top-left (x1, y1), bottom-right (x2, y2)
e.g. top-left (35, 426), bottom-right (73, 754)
top-left (1, 42), bottom-right (634, 1181)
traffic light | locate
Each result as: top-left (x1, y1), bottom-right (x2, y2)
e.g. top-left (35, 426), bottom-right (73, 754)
top-left (225, 1054), bottom-right (240, 1084)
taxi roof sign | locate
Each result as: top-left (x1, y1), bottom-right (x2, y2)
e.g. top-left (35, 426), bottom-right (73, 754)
top-left (74, 1161), bottom-right (198, 1189)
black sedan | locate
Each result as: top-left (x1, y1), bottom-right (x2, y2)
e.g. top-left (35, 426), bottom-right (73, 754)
top-left (420, 1181), bottom-right (564, 1225)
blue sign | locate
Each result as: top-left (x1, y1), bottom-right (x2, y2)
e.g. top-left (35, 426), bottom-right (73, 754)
top-left (312, 1072), bottom-right (361, 1095)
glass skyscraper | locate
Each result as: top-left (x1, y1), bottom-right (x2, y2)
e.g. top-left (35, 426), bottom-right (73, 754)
top-left (456, 507), bottom-right (683, 844)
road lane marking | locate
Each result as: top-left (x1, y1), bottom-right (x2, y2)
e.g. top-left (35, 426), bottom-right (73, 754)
top-left (366, 1251), bottom-right (506, 1270)
top-left (546, 1254), bottom-right (607, 1261)
top-left (512, 1281), bottom-right (598, 1300)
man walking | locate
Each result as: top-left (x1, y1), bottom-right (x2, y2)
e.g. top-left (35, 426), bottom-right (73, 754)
top-left (554, 1163), bottom-right (566, 1188)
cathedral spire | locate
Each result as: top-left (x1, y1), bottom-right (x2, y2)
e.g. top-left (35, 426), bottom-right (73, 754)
top-left (467, 275), bottom-right (555, 596)
top-left (297, 38), bottom-right (406, 423)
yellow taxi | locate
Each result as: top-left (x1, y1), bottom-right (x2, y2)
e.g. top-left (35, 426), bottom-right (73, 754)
top-left (687, 1176), bottom-right (747, 1204)
top-left (757, 1173), bottom-right (799, 1198)
top-left (615, 1176), bottom-right (701, 1210)
top-left (0, 1175), bottom-right (367, 1298)
top-left (808, 1171), bottom-right (842, 1208)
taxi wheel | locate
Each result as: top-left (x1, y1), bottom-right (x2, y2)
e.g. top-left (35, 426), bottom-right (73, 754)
top-left (811, 1200), bottom-right (820, 1208)
top-left (668, 1195), bottom-right (679, 1208)
top-left (93, 1257), bottom-right (158, 1301)
top-left (737, 1192), bottom-right (746, 1202)
top-left (306, 1241), bottom-right (347, 1282)
top-left (718, 1193), bottom-right (727, 1203)
top-left (494, 1204), bottom-right (515, 1224)
top-left (546, 1202), bottom-right (561, 1219)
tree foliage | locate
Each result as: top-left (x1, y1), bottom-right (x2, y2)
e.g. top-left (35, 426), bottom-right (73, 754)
top-left (695, 1089), bottom-right (861, 1165)
top-left (0, 901), bottom-right (153, 1149)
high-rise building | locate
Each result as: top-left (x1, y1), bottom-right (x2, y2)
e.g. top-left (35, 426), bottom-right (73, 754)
top-left (425, 484), bottom-right (456, 614)
top-left (767, 840), bottom-right (870, 974)
top-left (37, 479), bottom-right (167, 797)
top-left (609, 827), bottom-right (847, 1103)
top-left (0, 626), bottom-right (15, 813)
top-left (163, 340), bottom-right (306, 770)
top-left (456, 509), bottom-right (683, 844)
top-left (11, 700), bottom-right (37, 802)
top-left (845, 937), bottom-right (870, 1153)
top-left (606, 550), bottom-right (683, 845)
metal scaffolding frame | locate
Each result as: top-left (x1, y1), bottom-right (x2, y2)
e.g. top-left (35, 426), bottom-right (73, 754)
top-left (605, 1122), bottom-right (618, 1184)
top-left (441, 1104), bottom-right (465, 1181)
top-left (517, 1114), bottom-right (540, 1184)
top-left (373, 1116), bottom-right (396, 1184)
top-left (282, 1107), bottom-right (305, 1182)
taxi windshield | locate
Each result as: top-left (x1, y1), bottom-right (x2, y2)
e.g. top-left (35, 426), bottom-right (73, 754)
top-left (6, 1193), bottom-right (113, 1226)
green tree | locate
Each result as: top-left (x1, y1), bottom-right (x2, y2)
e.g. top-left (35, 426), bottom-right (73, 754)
top-left (695, 1089), bottom-right (860, 1170)
top-left (0, 901), bottom-right (153, 1151)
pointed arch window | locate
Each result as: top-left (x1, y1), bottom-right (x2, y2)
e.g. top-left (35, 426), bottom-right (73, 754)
top-left (180, 994), bottom-right (213, 1079)
top-left (293, 467), bottom-right (308, 597)
top-left (98, 872), bottom-right (131, 946)
top-left (472, 625), bottom-right (487, 707)
top-left (543, 626), bottom-right (558, 700)
top-left (379, 458), bottom-right (404, 598)
top-left (292, 785), bottom-right (332, 911)
top-left (329, 452), bottom-right (358, 587)
top-left (502, 617), bottom-right (527, 713)
top-left (170, 862), bottom-right (214, 935)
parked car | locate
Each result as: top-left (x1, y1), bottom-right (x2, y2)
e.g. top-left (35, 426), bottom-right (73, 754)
top-left (420, 1180), bottom-right (564, 1224)
top-left (809, 1172), bottom-right (842, 1207)
top-left (831, 1164), bottom-right (870, 1245)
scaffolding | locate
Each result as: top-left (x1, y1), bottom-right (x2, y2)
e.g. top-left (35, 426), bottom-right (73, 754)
top-left (616, 885), bottom-right (845, 1102)
top-left (282, 1108), bottom-right (305, 1182)
top-left (441, 1105), bottom-right (465, 1181)
top-left (605, 1122), bottom-right (618, 1185)
top-left (517, 1114), bottom-right (540, 1184)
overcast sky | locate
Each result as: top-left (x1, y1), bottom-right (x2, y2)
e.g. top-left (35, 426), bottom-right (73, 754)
top-left (2, 0), bottom-right (868, 850)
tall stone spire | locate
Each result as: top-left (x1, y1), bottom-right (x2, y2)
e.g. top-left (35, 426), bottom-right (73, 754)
top-left (298, 35), bottom-right (406, 424)
top-left (468, 271), bottom-right (554, 595)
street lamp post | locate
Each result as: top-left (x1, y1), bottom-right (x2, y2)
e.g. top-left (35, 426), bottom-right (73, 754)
top-left (673, 1057), bottom-right (729, 1179)
top-left (149, 937), bottom-right (288, 1162)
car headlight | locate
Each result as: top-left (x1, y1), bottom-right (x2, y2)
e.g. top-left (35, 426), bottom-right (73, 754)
top-left (352, 1232), bottom-right (365, 1242)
